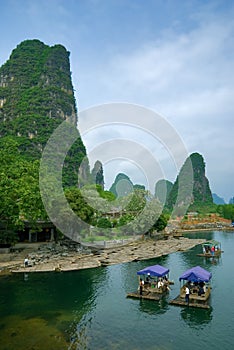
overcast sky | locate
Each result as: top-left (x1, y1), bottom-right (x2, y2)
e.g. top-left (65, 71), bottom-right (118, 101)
top-left (1, 0), bottom-right (234, 202)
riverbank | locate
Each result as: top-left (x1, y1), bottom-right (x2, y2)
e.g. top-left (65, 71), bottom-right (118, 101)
top-left (0, 235), bottom-right (206, 275)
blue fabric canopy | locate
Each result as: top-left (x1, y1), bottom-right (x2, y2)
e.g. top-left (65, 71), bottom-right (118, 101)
top-left (179, 266), bottom-right (212, 282)
top-left (137, 264), bottom-right (169, 277)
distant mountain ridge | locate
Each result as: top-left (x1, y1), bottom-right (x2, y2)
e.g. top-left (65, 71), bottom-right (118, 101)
top-left (110, 153), bottom-right (216, 214)
top-left (212, 193), bottom-right (226, 205)
top-left (109, 173), bottom-right (145, 197)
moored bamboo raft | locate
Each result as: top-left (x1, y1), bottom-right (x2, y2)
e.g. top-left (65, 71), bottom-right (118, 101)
top-left (197, 240), bottom-right (223, 258)
top-left (127, 291), bottom-right (162, 301)
top-left (196, 251), bottom-right (223, 258)
top-left (169, 295), bottom-right (210, 309)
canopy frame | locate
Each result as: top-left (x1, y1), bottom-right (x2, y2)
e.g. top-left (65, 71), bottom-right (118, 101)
top-left (137, 264), bottom-right (169, 277)
top-left (179, 266), bottom-right (212, 284)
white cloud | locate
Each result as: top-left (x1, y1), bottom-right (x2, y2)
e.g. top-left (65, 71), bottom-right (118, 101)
top-left (78, 9), bottom-right (234, 201)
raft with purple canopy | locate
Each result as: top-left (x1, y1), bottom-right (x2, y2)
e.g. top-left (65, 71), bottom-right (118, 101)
top-left (169, 266), bottom-right (212, 309)
top-left (127, 264), bottom-right (172, 300)
top-left (179, 265), bottom-right (212, 283)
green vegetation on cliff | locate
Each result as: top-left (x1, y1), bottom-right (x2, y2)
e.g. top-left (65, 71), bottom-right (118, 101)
top-left (109, 173), bottom-right (145, 197)
top-left (0, 39), bottom-right (86, 186)
top-left (0, 40), bottom-right (88, 243)
top-left (109, 173), bottom-right (134, 197)
top-left (166, 153), bottom-right (215, 215)
top-left (155, 179), bottom-right (173, 203)
top-left (91, 160), bottom-right (104, 189)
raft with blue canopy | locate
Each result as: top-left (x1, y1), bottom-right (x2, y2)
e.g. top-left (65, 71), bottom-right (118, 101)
top-left (127, 264), bottom-right (171, 300)
top-left (137, 264), bottom-right (169, 277)
top-left (169, 266), bottom-right (212, 308)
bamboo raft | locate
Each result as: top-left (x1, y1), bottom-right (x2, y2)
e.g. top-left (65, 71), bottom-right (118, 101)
top-left (196, 251), bottom-right (223, 258)
top-left (169, 295), bottom-right (210, 309)
top-left (127, 290), bottom-right (163, 301)
top-left (197, 240), bottom-right (223, 258)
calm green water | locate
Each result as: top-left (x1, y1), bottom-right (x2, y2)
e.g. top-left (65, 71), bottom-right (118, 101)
top-left (1, 230), bottom-right (234, 350)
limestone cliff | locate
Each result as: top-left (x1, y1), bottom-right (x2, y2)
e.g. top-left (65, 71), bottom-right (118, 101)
top-left (0, 39), bottom-right (87, 186)
top-left (166, 153), bottom-right (214, 214)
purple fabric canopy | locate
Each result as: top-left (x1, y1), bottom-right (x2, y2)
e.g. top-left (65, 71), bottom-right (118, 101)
top-left (137, 264), bottom-right (169, 277)
top-left (179, 266), bottom-right (212, 282)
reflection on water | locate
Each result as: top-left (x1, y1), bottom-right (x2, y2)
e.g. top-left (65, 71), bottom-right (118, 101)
top-left (23, 272), bottom-right (29, 281)
top-left (138, 297), bottom-right (169, 315)
top-left (202, 256), bottom-right (222, 266)
top-left (0, 268), bottom-right (107, 350)
top-left (180, 306), bottom-right (213, 328)
top-left (68, 314), bottom-right (93, 350)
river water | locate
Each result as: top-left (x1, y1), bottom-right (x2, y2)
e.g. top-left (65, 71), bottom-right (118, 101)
top-left (0, 230), bottom-right (234, 350)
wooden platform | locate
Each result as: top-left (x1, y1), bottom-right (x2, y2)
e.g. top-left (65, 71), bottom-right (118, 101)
top-left (127, 291), bottom-right (164, 301)
top-left (169, 295), bottom-right (210, 309)
top-left (173, 233), bottom-right (183, 238)
top-left (196, 252), bottom-right (223, 258)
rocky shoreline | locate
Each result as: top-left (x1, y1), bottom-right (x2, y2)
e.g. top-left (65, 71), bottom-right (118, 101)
top-left (0, 235), bottom-right (206, 275)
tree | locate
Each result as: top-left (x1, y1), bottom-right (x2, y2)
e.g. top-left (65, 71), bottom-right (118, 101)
top-left (217, 204), bottom-right (234, 220)
top-left (0, 137), bottom-right (47, 244)
top-left (64, 187), bottom-right (95, 224)
top-left (96, 217), bottom-right (112, 228)
top-left (152, 214), bottom-right (169, 232)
